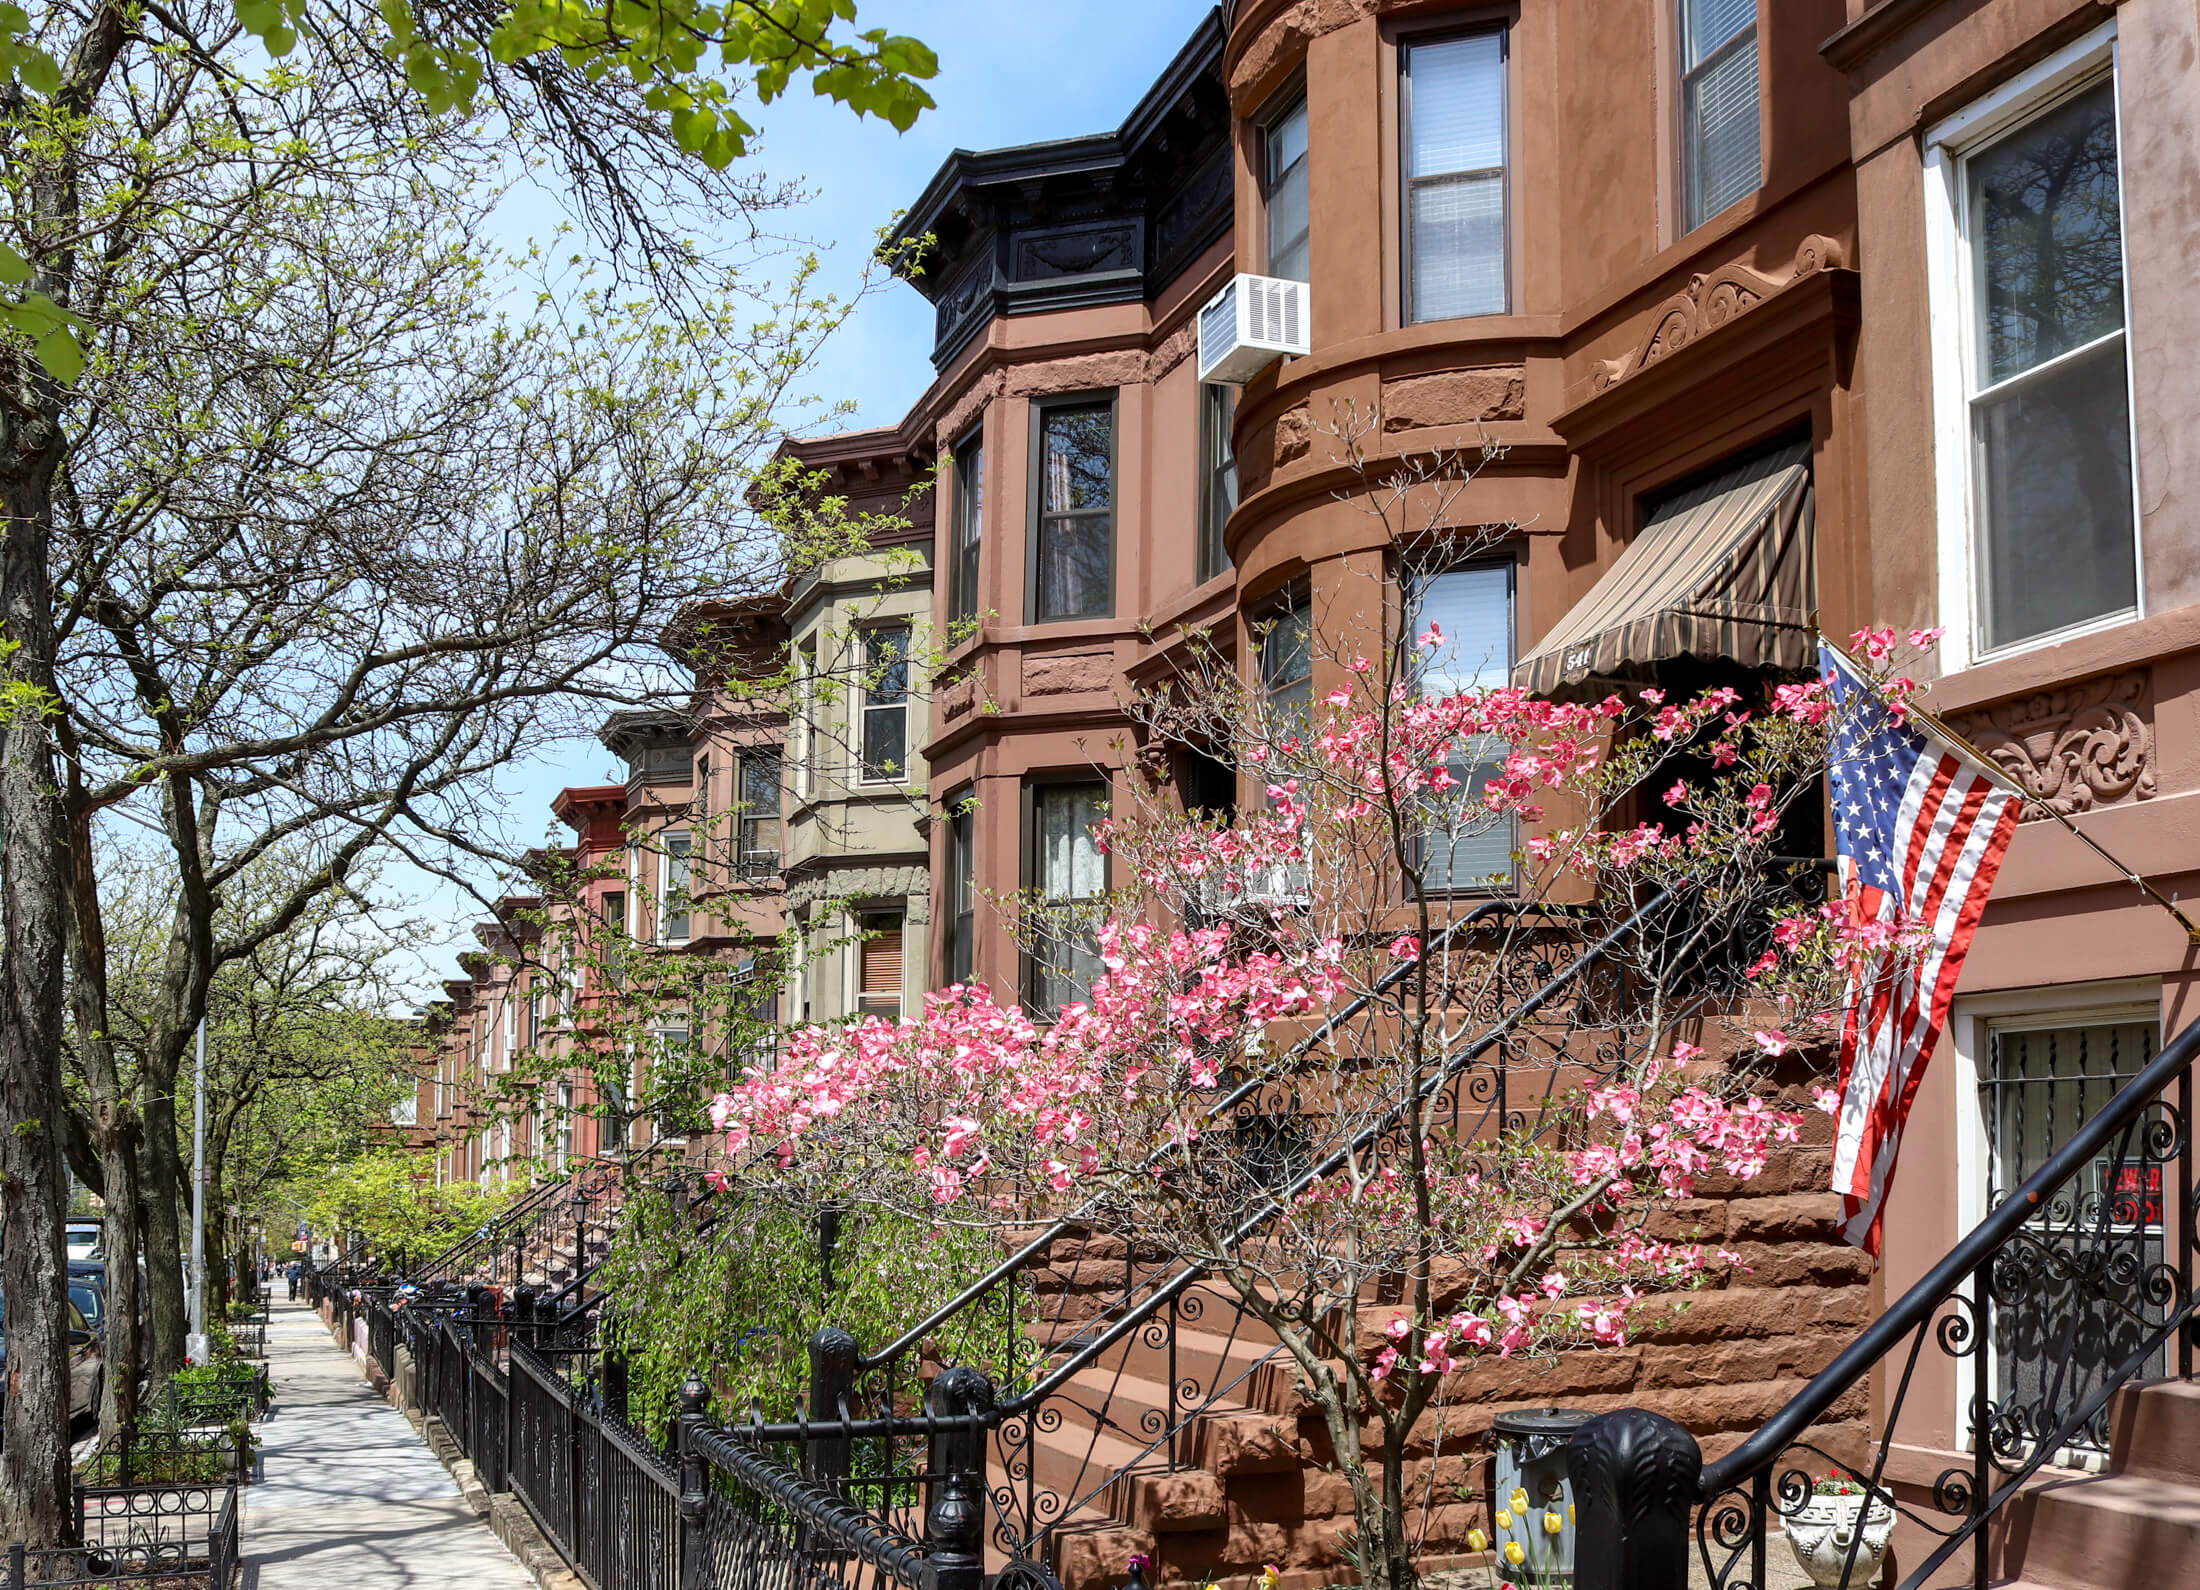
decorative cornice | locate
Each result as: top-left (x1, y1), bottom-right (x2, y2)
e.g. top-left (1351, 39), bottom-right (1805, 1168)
top-left (1589, 236), bottom-right (1846, 397)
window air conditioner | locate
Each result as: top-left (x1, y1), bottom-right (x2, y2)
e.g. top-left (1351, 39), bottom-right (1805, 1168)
top-left (1197, 273), bottom-right (1311, 385)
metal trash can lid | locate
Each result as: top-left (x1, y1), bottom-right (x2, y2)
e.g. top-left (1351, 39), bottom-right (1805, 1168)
top-left (1491, 1407), bottom-right (1595, 1440)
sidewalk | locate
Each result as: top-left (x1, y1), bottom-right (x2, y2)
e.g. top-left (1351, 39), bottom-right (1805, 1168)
top-left (246, 1297), bottom-right (535, 1589)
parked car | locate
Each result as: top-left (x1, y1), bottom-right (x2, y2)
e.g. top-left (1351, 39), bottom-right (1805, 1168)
top-left (65, 1220), bottom-right (102, 1264)
top-left (0, 1286), bottom-right (103, 1423)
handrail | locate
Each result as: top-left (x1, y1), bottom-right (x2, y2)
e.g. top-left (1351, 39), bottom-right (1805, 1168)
top-left (996, 888), bottom-right (1671, 1414)
top-left (1699, 1006), bottom-right (2200, 1497)
top-left (858, 896), bottom-right (1583, 1370)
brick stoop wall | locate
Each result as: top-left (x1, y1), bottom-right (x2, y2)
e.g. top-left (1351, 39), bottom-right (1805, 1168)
top-left (1040, 1142), bottom-right (1874, 1590)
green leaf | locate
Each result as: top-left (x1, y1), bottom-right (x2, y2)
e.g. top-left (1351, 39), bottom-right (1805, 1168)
top-left (0, 245), bottom-right (30, 287)
top-left (17, 49), bottom-right (59, 95)
top-left (263, 23), bottom-right (296, 54)
top-left (34, 327), bottom-right (84, 383)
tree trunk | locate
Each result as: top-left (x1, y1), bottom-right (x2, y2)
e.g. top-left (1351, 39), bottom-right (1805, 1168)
top-left (142, 1091), bottom-right (188, 1375)
top-left (0, 398), bottom-right (80, 1544)
top-left (96, 1124), bottom-right (142, 1434)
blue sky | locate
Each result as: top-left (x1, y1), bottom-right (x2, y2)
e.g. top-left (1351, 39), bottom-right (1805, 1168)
top-left (393, 0), bottom-right (1218, 999)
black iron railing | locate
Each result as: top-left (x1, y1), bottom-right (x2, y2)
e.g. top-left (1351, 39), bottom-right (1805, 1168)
top-left (4, 1479), bottom-right (242, 1589)
top-left (1566, 1004), bottom-right (2200, 1590)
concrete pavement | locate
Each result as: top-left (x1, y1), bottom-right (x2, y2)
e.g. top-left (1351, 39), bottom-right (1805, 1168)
top-left (246, 1297), bottom-right (535, 1589)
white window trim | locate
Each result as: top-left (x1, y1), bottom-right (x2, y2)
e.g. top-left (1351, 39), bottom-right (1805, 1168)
top-left (795, 642), bottom-right (818, 801)
top-left (659, 831), bottom-right (692, 945)
top-left (857, 624), bottom-right (913, 789)
top-left (1949, 974), bottom-right (2160, 1454)
top-left (1925, 19), bottom-right (2139, 674)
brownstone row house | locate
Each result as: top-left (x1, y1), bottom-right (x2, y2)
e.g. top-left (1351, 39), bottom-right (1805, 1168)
top-left (422, 0), bottom-right (2200, 1582)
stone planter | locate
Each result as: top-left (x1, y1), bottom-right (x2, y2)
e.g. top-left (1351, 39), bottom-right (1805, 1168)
top-left (1783, 1490), bottom-right (1894, 1587)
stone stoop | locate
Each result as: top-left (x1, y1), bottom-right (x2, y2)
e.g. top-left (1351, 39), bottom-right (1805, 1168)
top-left (1994, 1380), bottom-right (2200, 1590)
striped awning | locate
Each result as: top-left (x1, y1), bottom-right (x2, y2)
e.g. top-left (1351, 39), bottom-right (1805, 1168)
top-left (1515, 439), bottom-right (1814, 698)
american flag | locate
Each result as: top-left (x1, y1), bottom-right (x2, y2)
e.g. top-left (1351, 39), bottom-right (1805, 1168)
top-left (1823, 642), bottom-right (2022, 1253)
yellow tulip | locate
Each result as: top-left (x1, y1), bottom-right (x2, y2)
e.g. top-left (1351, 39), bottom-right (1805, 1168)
top-left (1510, 1488), bottom-right (1530, 1514)
top-left (1466, 1529), bottom-right (1489, 1554)
top-left (1494, 1509), bottom-right (1513, 1530)
top-left (1543, 1511), bottom-right (1563, 1536)
top-left (1568, 1504), bottom-right (1577, 1526)
top-left (1503, 1542), bottom-right (1525, 1567)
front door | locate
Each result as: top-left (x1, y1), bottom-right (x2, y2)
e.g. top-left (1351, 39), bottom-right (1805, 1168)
top-left (1982, 1014), bottom-right (2162, 1459)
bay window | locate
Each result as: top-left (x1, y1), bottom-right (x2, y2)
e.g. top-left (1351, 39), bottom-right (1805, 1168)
top-left (1024, 780), bottom-right (1108, 1018)
top-left (1402, 29), bottom-right (1508, 322)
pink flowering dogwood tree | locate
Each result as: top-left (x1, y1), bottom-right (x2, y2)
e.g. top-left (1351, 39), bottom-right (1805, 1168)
top-left (708, 562), bottom-right (1935, 1588)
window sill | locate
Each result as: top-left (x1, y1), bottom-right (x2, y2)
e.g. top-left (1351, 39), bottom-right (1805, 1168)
top-left (1932, 604), bottom-right (2188, 716)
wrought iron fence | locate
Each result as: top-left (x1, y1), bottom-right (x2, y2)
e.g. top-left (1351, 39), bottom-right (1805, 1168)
top-left (76, 1426), bottom-right (254, 1487)
top-left (4, 1479), bottom-right (241, 1588)
top-left (1562, 1005), bottom-right (2200, 1590)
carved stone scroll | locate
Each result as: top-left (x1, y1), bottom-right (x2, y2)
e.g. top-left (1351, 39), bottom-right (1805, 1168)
top-left (1948, 669), bottom-right (2156, 822)
top-left (1591, 234), bottom-right (1846, 395)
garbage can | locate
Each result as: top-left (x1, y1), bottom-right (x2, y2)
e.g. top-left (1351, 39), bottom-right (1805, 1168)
top-left (1490, 1407), bottom-right (1593, 1585)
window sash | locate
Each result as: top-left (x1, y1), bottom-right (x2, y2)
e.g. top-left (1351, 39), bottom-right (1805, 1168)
top-left (948, 805), bottom-right (975, 986)
top-left (1408, 563), bottom-right (1516, 892)
top-left (1198, 384), bottom-right (1237, 582)
top-left (952, 440), bottom-right (983, 624)
top-left (860, 627), bottom-right (911, 783)
top-left (1681, 18), bottom-right (1760, 230)
top-left (1264, 96), bottom-right (1310, 282)
top-left (1402, 30), bottom-right (1509, 323)
top-left (1025, 783), bottom-right (1107, 1017)
top-left (1030, 401), bottom-right (1115, 623)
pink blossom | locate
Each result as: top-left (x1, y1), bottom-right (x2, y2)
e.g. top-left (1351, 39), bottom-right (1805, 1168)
top-left (1812, 1086), bottom-right (1841, 1115)
top-left (1388, 934), bottom-right (1422, 963)
top-left (1752, 1029), bottom-right (1792, 1057)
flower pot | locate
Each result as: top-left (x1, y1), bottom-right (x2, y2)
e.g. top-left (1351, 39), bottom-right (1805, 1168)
top-left (1783, 1490), bottom-right (1894, 1588)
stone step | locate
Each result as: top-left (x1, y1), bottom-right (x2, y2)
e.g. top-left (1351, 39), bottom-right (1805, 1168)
top-left (2113, 1379), bottom-right (2200, 1486)
top-left (2013, 1471), bottom-right (2200, 1590)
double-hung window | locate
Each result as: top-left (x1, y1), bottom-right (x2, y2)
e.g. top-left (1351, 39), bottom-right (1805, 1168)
top-left (1931, 43), bottom-right (2135, 659)
top-left (660, 835), bottom-right (691, 942)
top-left (1681, 0), bottom-right (1760, 231)
top-left (1030, 400), bottom-right (1115, 623)
top-left (1258, 584), bottom-right (1314, 735)
top-left (858, 911), bottom-right (905, 1020)
top-left (737, 753), bottom-right (782, 879)
top-left (1198, 384), bottom-right (1237, 583)
top-left (1411, 562), bottom-right (1516, 891)
top-left (1402, 29), bottom-right (1508, 322)
top-left (946, 802), bottom-right (976, 987)
top-left (1025, 781), bottom-right (1108, 1019)
top-left (1263, 93), bottom-right (1310, 283)
top-left (951, 436), bottom-right (983, 625)
top-left (860, 625), bottom-right (911, 783)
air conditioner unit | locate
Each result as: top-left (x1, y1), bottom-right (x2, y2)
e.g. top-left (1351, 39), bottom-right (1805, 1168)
top-left (1197, 273), bottom-right (1311, 385)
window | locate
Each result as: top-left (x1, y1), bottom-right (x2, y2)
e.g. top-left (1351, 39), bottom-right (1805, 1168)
top-left (946, 802), bottom-right (976, 987)
top-left (1402, 29), bottom-right (1508, 322)
top-left (858, 912), bottom-right (905, 1020)
top-left (1680, 0), bottom-right (1760, 231)
top-left (602, 891), bottom-right (626, 985)
top-left (860, 625), bottom-right (911, 783)
top-left (660, 834), bottom-right (692, 942)
top-left (1198, 384), bottom-right (1237, 582)
top-left (1932, 54), bottom-right (2135, 658)
top-left (1263, 92), bottom-right (1310, 283)
top-left (737, 753), bottom-right (782, 879)
top-left (951, 435), bottom-right (983, 625)
top-left (695, 756), bottom-right (710, 821)
top-left (503, 993), bottom-right (516, 1041)
top-left (1030, 400), bottom-right (1115, 622)
top-left (526, 983), bottom-right (542, 1047)
top-left (795, 640), bottom-right (818, 798)
top-left (1410, 563), bottom-right (1517, 891)
top-left (1025, 781), bottom-right (1108, 1018)
top-left (1258, 584), bottom-right (1314, 732)
top-left (555, 1083), bottom-right (573, 1171)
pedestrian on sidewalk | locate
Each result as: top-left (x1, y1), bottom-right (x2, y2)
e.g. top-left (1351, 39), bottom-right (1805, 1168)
top-left (286, 1260), bottom-right (301, 1301)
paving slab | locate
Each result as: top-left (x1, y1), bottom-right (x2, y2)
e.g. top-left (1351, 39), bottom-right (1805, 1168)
top-left (246, 1297), bottom-right (535, 1590)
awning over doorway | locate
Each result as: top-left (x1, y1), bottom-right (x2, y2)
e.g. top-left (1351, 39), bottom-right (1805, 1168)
top-left (1514, 439), bottom-right (1814, 698)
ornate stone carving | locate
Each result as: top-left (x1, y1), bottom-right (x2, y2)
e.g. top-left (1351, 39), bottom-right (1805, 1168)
top-left (1380, 366), bottom-right (1526, 433)
top-left (1948, 670), bottom-right (2156, 821)
top-left (935, 254), bottom-right (997, 352)
top-left (1591, 234), bottom-right (1846, 394)
top-left (1154, 143), bottom-right (1232, 270)
top-left (1023, 648), bottom-right (1113, 697)
top-left (1013, 221), bottom-right (1140, 281)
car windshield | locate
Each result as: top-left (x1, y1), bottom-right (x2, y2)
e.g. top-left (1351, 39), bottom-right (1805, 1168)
top-left (69, 1285), bottom-right (101, 1325)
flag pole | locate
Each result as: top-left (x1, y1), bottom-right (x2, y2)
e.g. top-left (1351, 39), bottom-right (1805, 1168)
top-left (1821, 633), bottom-right (2200, 948)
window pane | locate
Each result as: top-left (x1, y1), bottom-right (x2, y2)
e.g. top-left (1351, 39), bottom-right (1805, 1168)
top-left (1407, 33), bottom-right (1504, 178)
top-left (863, 707), bottom-right (906, 781)
top-left (1683, 0), bottom-right (1754, 67)
top-left (949, 806), bottom-right (975, 985)
top-left (1260, 597), bottom-right (1313, 704)
top-left (1411, 174), bottom-right (1506, 321)
top-left (867, 627), bottom-right (909, 704)
top-left (1976, 338), bottom-right (2135, 650)
top-left (1037, 515), bottom-right (1111, 620)
top-left (1413, 564), bottom-right (1513, 690)
top-left (1969, 80), bottom-right (2124, 386)
top-left (1043, 406), bottom-right (1112, 513)
top-left (954, 443), bottom-right (983, 622)
top-left (1199, 384), bottom-right (1237, 581)
top-left (1685, 35), bottom-right (1760, 227)
top-left (1038, 785), bottom-right (1108, 899)
top-left (1265, 98), bottom-right (1310, 284)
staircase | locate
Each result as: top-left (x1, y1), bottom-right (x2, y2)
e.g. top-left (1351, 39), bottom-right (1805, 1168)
top-left (1998, 1380), bottom-right (2200, 1590)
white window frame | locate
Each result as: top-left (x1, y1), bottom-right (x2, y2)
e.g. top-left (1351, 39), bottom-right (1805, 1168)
top-left (1950, 975), bottom-right (2160, 1459)
top-left (857, 624), bottom-right (913, 788)
top-left (1924, 20), bottom-right (2140, 673)
top-left (659, 831), bottom-right (692, 944)
top-left (795, 640), bottom-right (818, 800)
